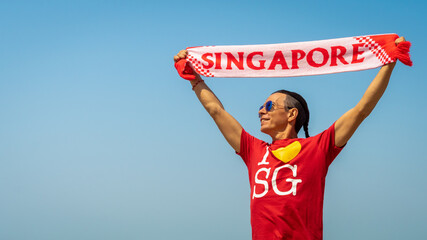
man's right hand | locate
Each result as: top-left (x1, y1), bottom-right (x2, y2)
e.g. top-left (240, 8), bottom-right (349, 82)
top-left (173, 49), bottom-right (188, 63)
top-left (174, 50), bottom-right (200, 81)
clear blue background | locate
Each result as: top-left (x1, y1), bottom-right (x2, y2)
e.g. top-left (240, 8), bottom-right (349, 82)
top-left (1, 1), bottom-right (426, 239)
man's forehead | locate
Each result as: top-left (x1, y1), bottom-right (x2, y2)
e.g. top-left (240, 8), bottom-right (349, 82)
top-left (267, 92), bottom-right (287, 102)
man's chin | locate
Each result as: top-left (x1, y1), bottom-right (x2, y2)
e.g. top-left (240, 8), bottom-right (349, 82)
top-left (260, 126), bottom-right (270, 135)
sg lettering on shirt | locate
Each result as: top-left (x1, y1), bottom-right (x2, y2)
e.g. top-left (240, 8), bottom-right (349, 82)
top-left (252, 147), bottom-right (302, 199)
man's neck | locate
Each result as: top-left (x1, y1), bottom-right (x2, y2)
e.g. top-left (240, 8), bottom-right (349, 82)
top-left (271, 128), bottom-right (298, 141)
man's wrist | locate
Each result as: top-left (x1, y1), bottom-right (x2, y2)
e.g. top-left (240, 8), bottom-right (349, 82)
top-left (191, 78), bottom-right (204, 90)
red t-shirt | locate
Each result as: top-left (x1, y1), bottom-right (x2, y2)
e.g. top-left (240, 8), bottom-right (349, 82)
top-left (238, 123), bottom-right (343, 240)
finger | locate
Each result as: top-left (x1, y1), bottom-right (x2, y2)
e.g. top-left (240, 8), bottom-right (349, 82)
top-left (178, 50), bottom-right (187, 58)
top-left (173, 49), bottom-right (188, 62)
top-left (395, 36), bottom-right (406, 45)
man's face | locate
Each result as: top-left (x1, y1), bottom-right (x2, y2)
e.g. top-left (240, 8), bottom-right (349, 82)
top-left (258, 93), bottom-right (289, 135)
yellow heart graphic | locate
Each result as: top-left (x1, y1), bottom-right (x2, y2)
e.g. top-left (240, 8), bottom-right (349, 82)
top-left (271, 141), bottom-right (302, 163)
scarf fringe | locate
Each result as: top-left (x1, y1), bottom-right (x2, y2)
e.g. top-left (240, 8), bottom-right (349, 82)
top-left (393, 41), bottom-right (413, 66)
top-left (175, 59), bottom-right (196, 80)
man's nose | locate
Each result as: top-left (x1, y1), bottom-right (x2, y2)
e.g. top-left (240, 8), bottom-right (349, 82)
top-left (258, 107), bottom-right (266, 118)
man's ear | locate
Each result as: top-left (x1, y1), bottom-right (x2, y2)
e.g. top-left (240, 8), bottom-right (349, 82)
top-left (288, 108), bottom-right (298, 122)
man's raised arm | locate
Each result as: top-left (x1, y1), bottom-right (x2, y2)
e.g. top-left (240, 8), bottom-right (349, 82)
top-left (174, 50), bottom-right (243, 152)
top-left (334, 37), bottom-right (406, 147)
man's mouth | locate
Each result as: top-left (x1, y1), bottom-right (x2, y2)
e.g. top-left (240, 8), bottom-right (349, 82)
top-left (260, 118), bottom-right (269, 124)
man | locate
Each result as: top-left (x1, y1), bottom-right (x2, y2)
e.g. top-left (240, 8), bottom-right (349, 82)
top-left (174, 37), bottom-right (406, 240)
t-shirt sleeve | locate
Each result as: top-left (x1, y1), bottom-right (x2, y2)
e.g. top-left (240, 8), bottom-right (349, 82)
top-left (236, 128), bottom-right (256, 166)
top-left (316, 122), bottom-right (344, 166)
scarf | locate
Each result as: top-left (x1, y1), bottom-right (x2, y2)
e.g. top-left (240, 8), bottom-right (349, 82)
top-left (175, 34), bottom-right (412, 80)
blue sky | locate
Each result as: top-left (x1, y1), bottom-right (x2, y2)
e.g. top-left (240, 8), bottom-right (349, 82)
top-left (0, 1), bottom-right (426, 239)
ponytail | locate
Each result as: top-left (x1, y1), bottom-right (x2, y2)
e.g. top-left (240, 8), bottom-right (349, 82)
top-left (303, 123), bottom-right (309, 138)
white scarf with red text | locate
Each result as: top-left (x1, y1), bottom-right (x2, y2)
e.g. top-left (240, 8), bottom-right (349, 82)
top-left (175, 34), bottom-right (412, 80)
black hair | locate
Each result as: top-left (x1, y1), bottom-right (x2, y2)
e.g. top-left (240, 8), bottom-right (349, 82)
top-left (273, 90), bottom-right (310, 138)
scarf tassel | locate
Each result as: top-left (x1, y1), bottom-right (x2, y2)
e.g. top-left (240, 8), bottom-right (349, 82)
top-left (392, 41), bottom-right (413, 66)
top-left (175, 59), bottom-right (196, 81)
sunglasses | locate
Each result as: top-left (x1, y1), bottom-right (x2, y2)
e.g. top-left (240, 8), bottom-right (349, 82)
top-left (259, 100), bottom-right (276, 112)
top-left (259, 100), bottom-right (292, 117)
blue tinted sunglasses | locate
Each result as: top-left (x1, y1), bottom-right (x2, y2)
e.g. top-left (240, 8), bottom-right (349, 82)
top-left (260, 100), bottom-right (289, 111)
top-left (259, 100), bottom-right (291, 117)
top-left (259, 100), bottom-right (276, 112)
